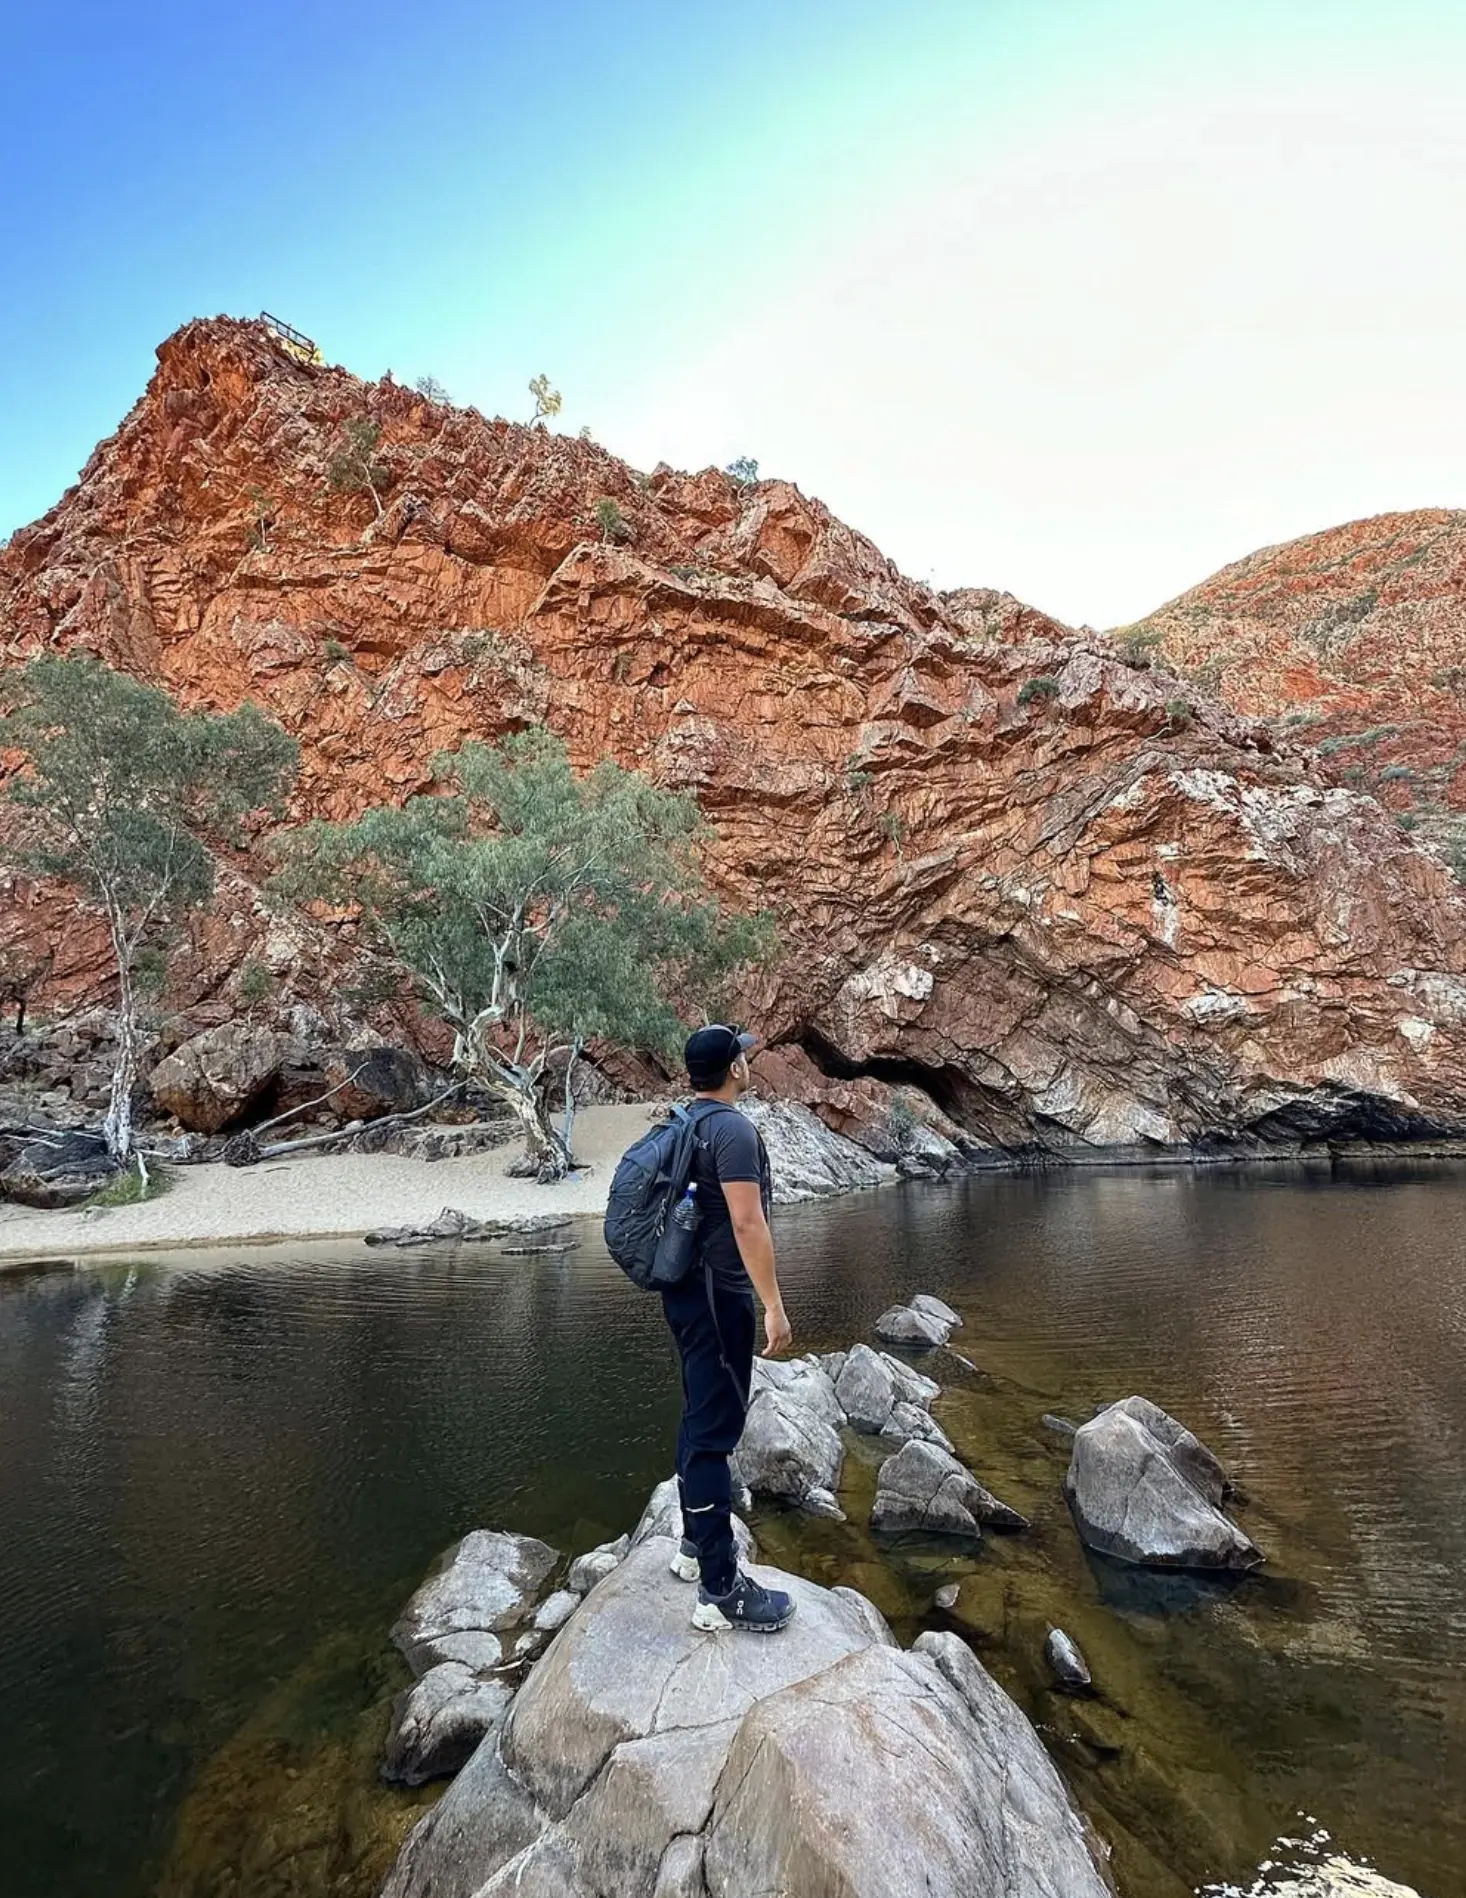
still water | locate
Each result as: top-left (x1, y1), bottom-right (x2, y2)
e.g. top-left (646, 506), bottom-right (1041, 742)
top-left (1, 1164), bottom-right (1463, 1898)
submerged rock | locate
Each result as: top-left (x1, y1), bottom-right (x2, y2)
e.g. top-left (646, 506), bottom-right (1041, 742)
top-left (1065, 1396), bottom-right (1262, 1570)
top-left (392, 1531), bottom-right (559, 1676)
top-left (382, 1662), bottom-right (513, 1787)
top-left (1041, 1412), bottom-right (1080, 1440)
top-left (875, 1301), bottom-right (953, 1348)
top-left (934, 1583), bottom-right (961, 1610)
top-left (1044, 1627), bottom-right (1093, 1693)
top-left (380, 1537), bottom-right (1110, 1898)
top-left (871, 1440), bottom-right (1028, 1542)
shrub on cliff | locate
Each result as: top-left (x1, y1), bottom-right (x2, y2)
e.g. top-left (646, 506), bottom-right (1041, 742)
top-left (326, 417), bottom-right (390, 518)
top-left (0, 657), bottom-right (299, 1162)
top-left (595, 497), bottom-right (632, 544)
top-left (275, 730), bottom-right (772, 1180)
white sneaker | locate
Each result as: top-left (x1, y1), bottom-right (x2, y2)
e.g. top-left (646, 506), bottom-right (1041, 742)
top-left (669, 1537), bottom-right (701, 1583)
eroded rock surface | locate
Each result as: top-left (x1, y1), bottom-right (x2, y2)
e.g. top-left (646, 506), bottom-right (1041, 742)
top-left (9, 321), bottom-right (1466, 1156)
top-left (149, 1022), bottom-right (287, 1133)
top-left (381, 1538), bottom-right (1110, 1898)
top-left (1065, 1396), bottom-right (1262, 1570)
top-left (392, 1530), bottom-right (559, 1676)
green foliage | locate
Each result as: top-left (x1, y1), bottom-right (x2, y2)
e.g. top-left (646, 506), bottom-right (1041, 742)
top-left (1379, 764), bottom-right (1415, 782)
top-left (414, 375), bottom-right (451, 405)
top-left (275, 728), bottom-right (771, 1081)
top-left (236, 958), bottom-right (275, 1005)
top-left (1164, 697), bottom-right (1195, 729)
top-left (844, 765), bottom-right (874, 794)
top-left (886, 1093), bottom-right (916, 1136)
top-left (0, 656), bottom-right (298, 1156)
top-left (244, 485), bottom-right (274, 553)
top-left (595, 497), bottom-right (632, 544)
top-left (323, 637), bottom-right (351, 666)
top-left (1316, 724), bottom-right (1400, 757)
top-left (528, 374), bottom-right (562, 424)
top-left (1429, 666), bottom-right (1464, 689)
top-left (87, 1158), bottom-right (172, 1207)
top-left (880, 810), bottom-right (907, 847)
top-left (1397, 812), bottom-right (1420, 832)
top-left (1117, 625), bottom-right (1165, 666)
top-left (326, 417), bottom-right (389, 517)
top-left (725, 457), bottom-right (759, 488)
top-left (1017, 676), bottom-right (1060, 707)
top-left (667, 563), bottom-right (700, 583)
top-left (131, 946), bottom-right (170, 997)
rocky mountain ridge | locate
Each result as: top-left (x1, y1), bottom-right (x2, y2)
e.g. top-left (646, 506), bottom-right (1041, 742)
top-left (4, 317), bottom-right (1466, 1155)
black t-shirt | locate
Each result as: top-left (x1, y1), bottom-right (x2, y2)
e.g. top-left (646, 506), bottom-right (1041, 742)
top-left (687, 1103), bottom-right (772, 1292)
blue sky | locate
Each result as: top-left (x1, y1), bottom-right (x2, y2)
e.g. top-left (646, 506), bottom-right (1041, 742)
top-left (3, 0), bottom-right (1463, 622)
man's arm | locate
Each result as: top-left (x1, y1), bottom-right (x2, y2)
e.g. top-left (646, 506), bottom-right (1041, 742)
top-left (723, 1180), bottom-right (791, 1357)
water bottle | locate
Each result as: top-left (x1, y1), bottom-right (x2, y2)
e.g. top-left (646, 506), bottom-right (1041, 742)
top-left (653, 1183), bottom-right (701, 1285)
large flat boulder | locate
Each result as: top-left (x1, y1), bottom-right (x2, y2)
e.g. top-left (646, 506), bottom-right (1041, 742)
top-left (381, 1536), bottom-right (1110, 1898)
top-left (1065, 1396), bottom-right (1262, 1570)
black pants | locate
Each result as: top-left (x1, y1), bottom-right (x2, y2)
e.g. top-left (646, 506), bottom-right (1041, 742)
top-left (660, 1270), bottom-right (755, 1596)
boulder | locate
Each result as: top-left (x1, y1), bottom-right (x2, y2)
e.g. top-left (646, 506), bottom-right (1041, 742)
top-left (733, 1388), bottom-right (843, 1502)
top-left (875, 1302), bottom-right (952, 1348)
top-left (392, 1530), bottom-right (559, 1676)
top-left (381, 1537), bottom-right (1109, 1898)
top-left (834, 1342), bottom-right (899, 1433)
top-left (630, 1477), bottom-right (753, 1563)
top-left (325, 1043), bottom-right (429, 1120)
top-left (0, 1129), bottom-right (116, 1208)
top-left (799, 1486), bottom-right (847, 1522)
top-left (880, 1352), bottom-right (941, 1407)
top-left (738, 1098), bottom-right (889, 1202)
top-left (748, 1353), bottom-right (844, 1429)
top-left (566, 1536), bottom-right (629, 1595)
top-left (1065, 1396), bottom-right (1262, 1570)
top-left (382, 1662), bottom-right (513, 1786)
top-left (1043, 1627), bottom-right (1093, 1693)
top-left (934, 1583), bottom-right (961, 1610)
top-left (871, 1440), bottom-right (1029, 1541)
top-left (149, 1021), bottom-right (287, 1132)
top-left (884, 1400), bottom-right (955, 1452)
top-left (911, 1293), bottom-right (963, 1329)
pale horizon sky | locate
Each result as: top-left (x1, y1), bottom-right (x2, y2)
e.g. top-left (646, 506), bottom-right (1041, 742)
top-left (3, 0), bottom-right (1463, 627)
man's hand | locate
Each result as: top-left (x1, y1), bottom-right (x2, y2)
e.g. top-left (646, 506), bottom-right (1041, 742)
top-left (761, 1300), bottom-right (792, 1358)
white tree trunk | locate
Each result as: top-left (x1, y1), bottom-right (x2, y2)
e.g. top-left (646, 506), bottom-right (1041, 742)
top-left (102, 974), bottom-right (138, 1164)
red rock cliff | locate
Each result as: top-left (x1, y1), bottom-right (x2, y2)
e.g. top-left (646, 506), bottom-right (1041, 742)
top-left (1126, 510), bottom-right (1466, 820)
top-left (4, 318), bottom-right (1466, 1152)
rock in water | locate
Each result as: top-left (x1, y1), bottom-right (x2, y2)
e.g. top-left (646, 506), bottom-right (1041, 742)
top-left (1041, 1412), bottom-right (1080, 1440)
top-left (1044, 1627), bottom-right (1093, 1692)
top-left (871, 1439), bottom-right (1029, 1541)
top-left (382, 1663), bottom-right (513, 1786)
top-left (380, 1538), bottom-right (1110, 1898)
top-left (733, 1388), bottom-right (843, 1502)
top-left (911, 1293), bottom-right (963, 1329)
top-left (1065, 1396), bottom-right (1262, 1570)
top-left (835, 1343), bottom-right (900, 1432)
top-left (934, 1583), bottom-right (961, 1610)
top-left (392, 1530), bottom-right (559, 1675)
top-left (875, 1302), bottom-right (953, 1348)
top-left (748, 1353), bottom-right (844, 1428)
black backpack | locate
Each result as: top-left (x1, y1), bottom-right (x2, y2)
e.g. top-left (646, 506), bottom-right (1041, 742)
top-left (603, 1101), bottom-right (726, 1290)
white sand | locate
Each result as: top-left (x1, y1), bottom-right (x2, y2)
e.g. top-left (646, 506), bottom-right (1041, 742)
top-left (0, 1104), bottom-right (653, 1263)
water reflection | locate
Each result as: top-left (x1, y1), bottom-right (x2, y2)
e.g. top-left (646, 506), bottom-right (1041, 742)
top-left (0, 1162), bottom-right (1462, 1898)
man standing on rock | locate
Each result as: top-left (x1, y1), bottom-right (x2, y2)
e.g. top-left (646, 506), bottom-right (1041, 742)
top-left (663, 1024), bottom-right (796, 1634)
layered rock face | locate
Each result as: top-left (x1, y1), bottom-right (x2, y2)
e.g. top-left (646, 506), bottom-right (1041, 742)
top-left (1127, 510), bottom-right (1466, 815)
top-left (6, 319), bottom-right (1466, 1150)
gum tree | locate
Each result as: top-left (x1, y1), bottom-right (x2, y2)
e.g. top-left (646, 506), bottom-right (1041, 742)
top-left (1, 656), bottom-right (299, 1163)
top-left (278, 729), bottom-right (769, 1179)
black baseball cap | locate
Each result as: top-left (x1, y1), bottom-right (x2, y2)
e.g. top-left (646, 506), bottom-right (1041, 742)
top-left (684, 1023), bottom-right (757, 1083)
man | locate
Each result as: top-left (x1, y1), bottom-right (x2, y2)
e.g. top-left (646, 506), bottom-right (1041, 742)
top-left (662, 1023), bottom-right (795, 1633)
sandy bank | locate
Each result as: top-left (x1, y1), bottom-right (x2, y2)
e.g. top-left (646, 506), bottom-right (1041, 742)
top-left (0, 1105), bottom-right (653, 1263)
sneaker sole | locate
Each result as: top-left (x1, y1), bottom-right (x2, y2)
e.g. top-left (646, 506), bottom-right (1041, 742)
top-left (668, 1552), bottom-right (701, 1583)
top-left (691, 1600), bottom-right (796, 1633)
